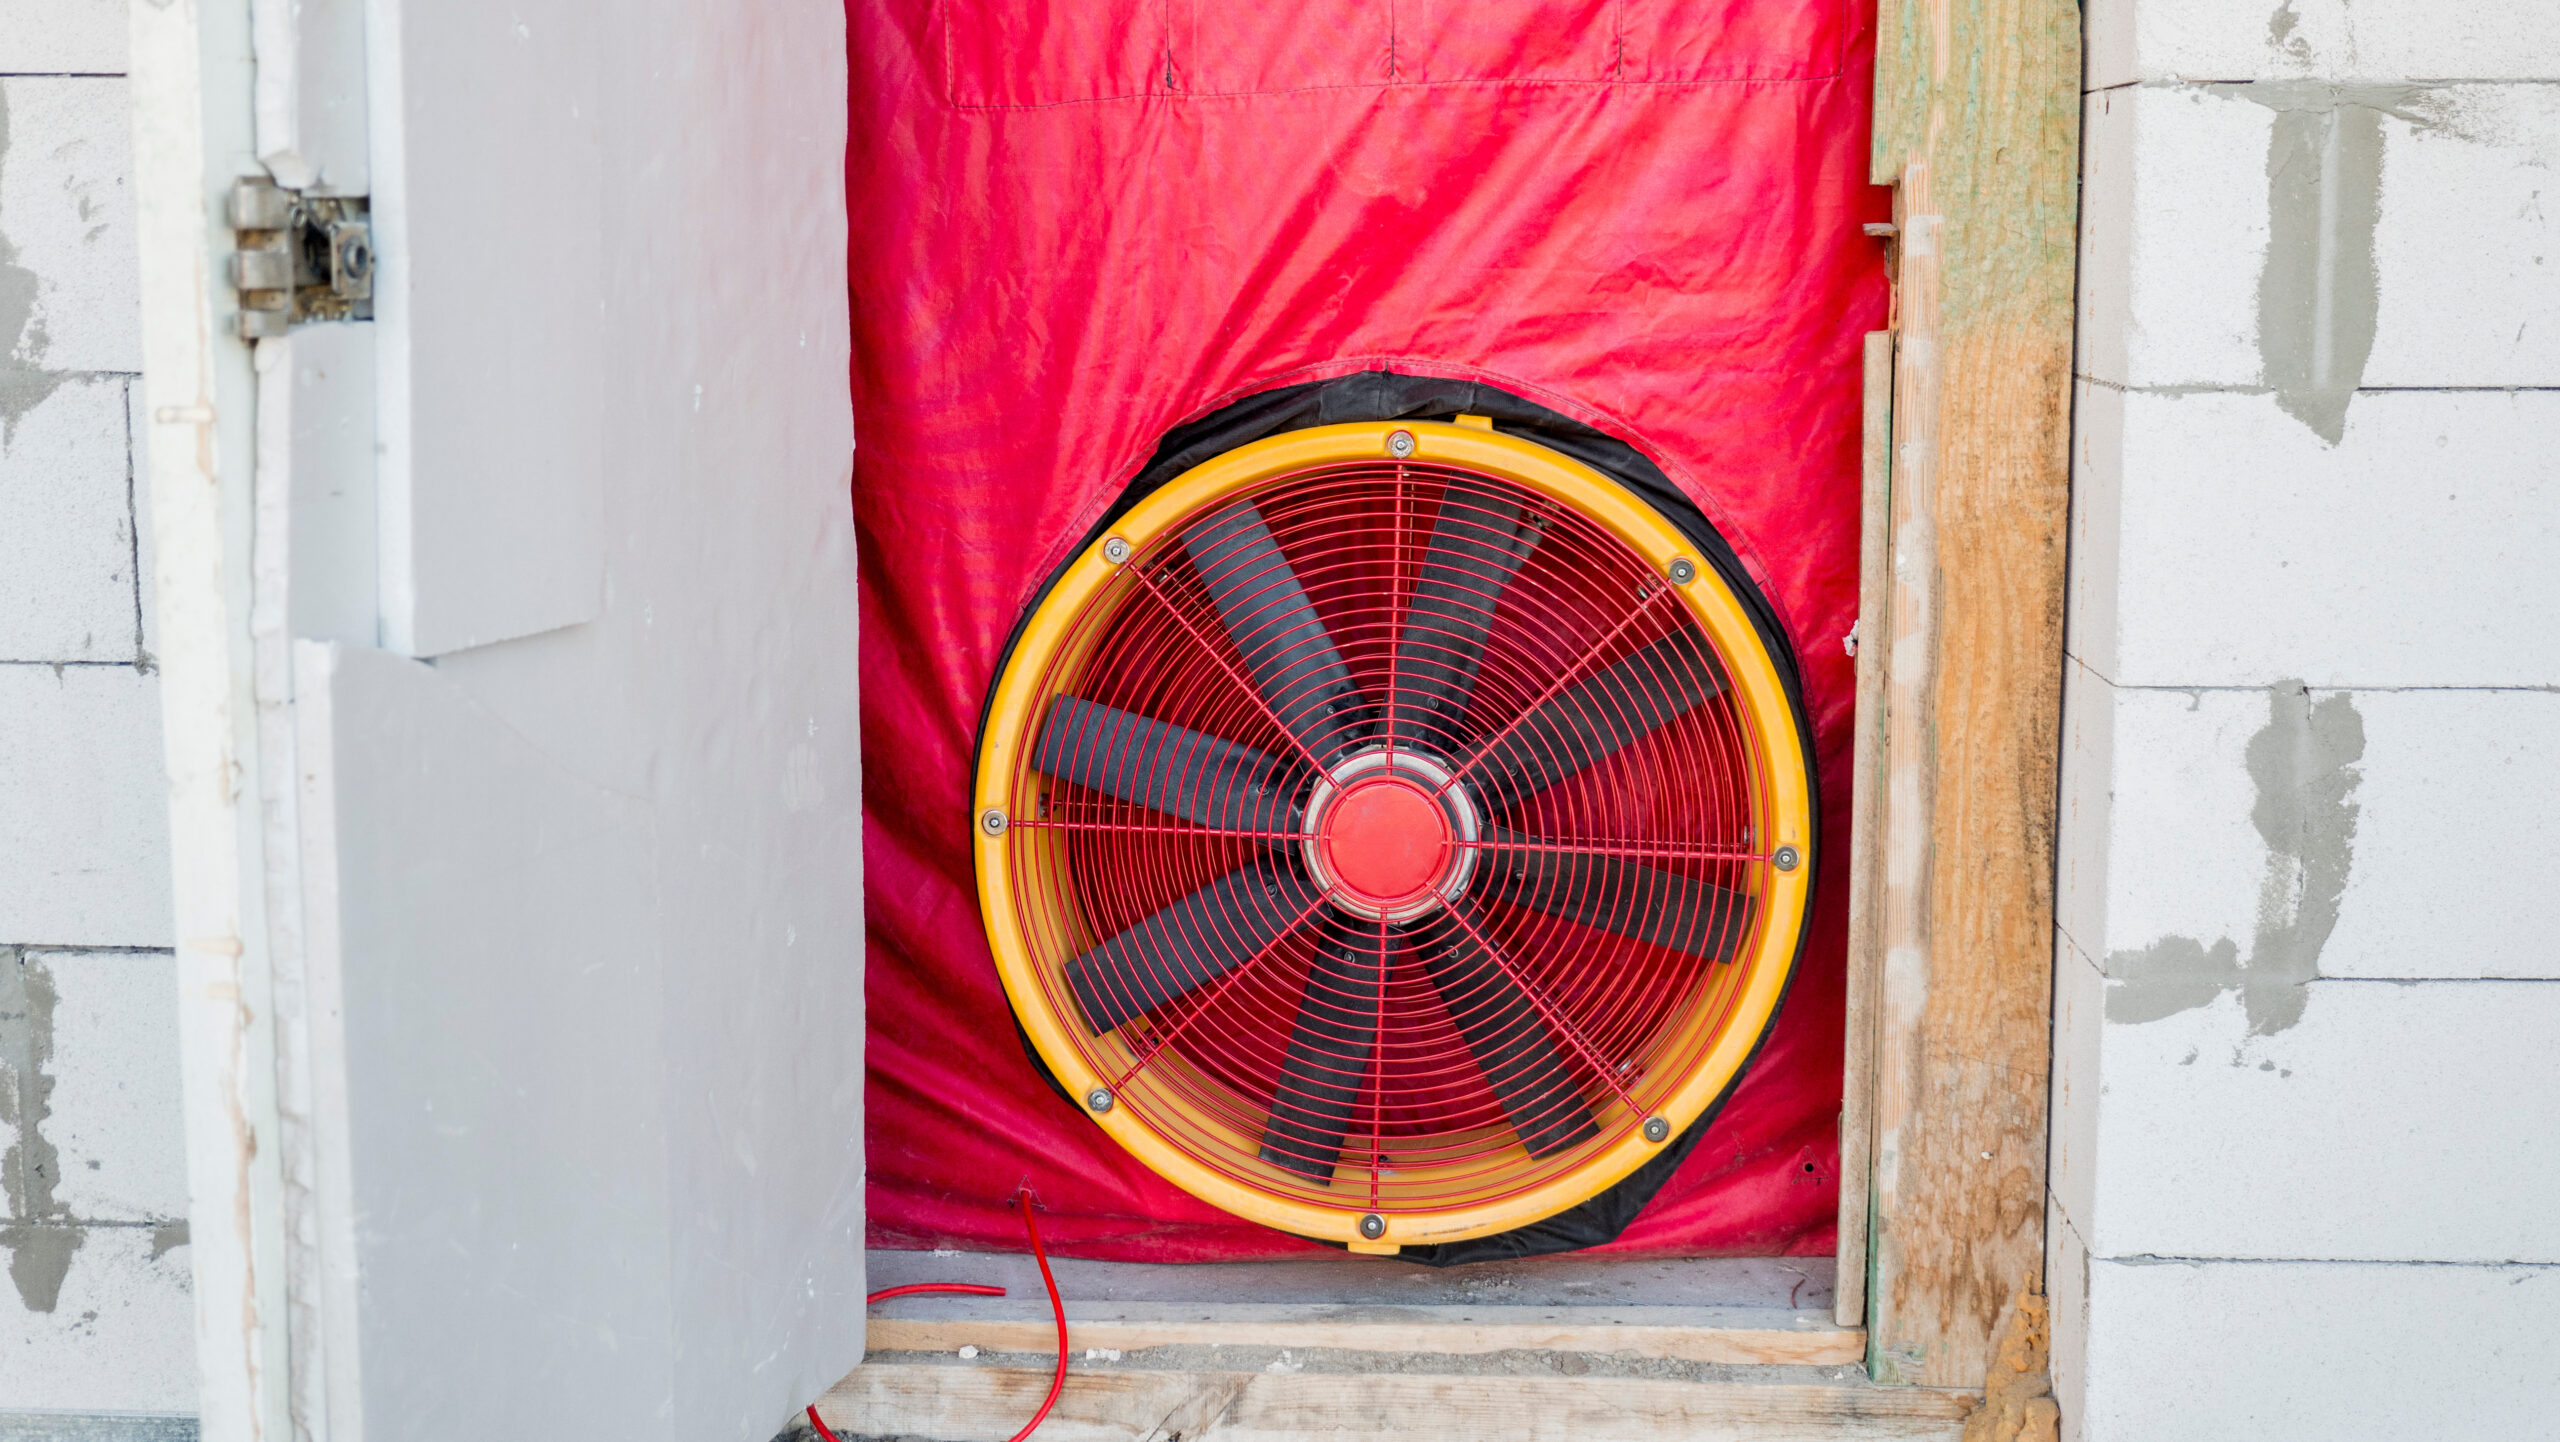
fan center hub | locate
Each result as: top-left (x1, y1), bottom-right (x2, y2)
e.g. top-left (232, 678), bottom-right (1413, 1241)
top-left (1303, 749), bottom-right (1480, 922)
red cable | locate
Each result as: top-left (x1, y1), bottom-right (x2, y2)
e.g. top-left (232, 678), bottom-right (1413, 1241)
top-left (864, 1282), bottom-right (1008, 1304)
top-left (806, 1186), bottom-right (1066, 1442)
top-left (1010, 1186), bottom-right (1070, 1442)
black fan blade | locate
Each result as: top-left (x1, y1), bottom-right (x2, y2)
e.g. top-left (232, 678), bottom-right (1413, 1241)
top-left (1257, 929), bottom-right (1385, 1184)
top-left (1386, 483), bottom-right (1540, 751)
top-left (1183, 504), bottom-right (1371, 761)
top-left (1397, 907), bottom-right (1600, 1159)
top-left (1464, 629), bottom-right (1728, 814)
top-left (1065, 859), bottom-right (1321, 1035)
top-left (1480, 827), bottom-right (1753, 961)
top-left (1035, 696), bottom-right (1301, 835)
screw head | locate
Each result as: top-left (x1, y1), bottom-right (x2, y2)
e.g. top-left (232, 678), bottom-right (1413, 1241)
top-left (1085, 1087), bottom-right (1114, 1113)
top-left (1101, 535), bottom-right (1132, 564)
top-left (1386, 429), bottom-right (1416, 459)
top-left (1667, 558), bottom-right (1698, 586)
top-left (1772, 844), bottom-right (1800, 872)
top-left (1359, 1213), bottom-right (1386, 1239)
top-left (1642, 1116), bottom-right (1672, 1144)
top-left (980, 807), bottom-right (1009, 837)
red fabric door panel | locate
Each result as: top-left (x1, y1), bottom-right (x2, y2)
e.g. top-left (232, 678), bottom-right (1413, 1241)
top-left (942, 0), bottom-right (1166, 106)
top-left (1175, 0), bottom-right (1391, 97)
top-left (1391, 0), bottom-right (1616, 82)
top-left (851, 0), bottom-right (1888, 1261)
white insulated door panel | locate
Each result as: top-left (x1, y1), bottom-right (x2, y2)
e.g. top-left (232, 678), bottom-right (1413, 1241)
top-left (368, 0), bottom-right (603, 657)
top-left (296, 643), bottom-right (674, 1438)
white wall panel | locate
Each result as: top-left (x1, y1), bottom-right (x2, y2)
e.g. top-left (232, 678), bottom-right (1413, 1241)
top-left (2053, 673), bottom-right (2268, 967)
top-left (2074, 86), bottom-right (2267, 391)
top-left (2046, 940), bottom-right (2104, 1260)
top-left (31, 950), bottom-right (188, 1223)
top-left (2325, 689), bottom-right (2560, 980)
top-left (2366, 85), bottom-right (2560, 387)
top-left (2060, 674), bottom-right (2560, 983)
top-left (2087, 0), bottom-right (2560, 90)
top-left (2074, 82), bottom-right (2560, 393)
top-left (0, 1225), bottom-right (195, 1414)
top-left (2091, 389), bottom-right (2558, 689)
top-left (0, 379), bottom-right (137, 662)
top-left (2074, 977), bottom-right (2560, 1263)
top-left (0, 77), bottom-right (135, 374)
top-left (0, 0), bottom-right (126, 74)
top-left (2046, 1203), bottom-right (2089, 1442)
top-left (0, 666), bottom-right (170, 948)
top-left (2077, 1256), bottom-right (2560, 1442)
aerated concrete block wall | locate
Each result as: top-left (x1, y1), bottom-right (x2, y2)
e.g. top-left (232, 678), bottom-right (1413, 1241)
top-left (2055, 2), bottom-right (2559, 1437)
top-left (0, 0), bottom-right (197, 1422)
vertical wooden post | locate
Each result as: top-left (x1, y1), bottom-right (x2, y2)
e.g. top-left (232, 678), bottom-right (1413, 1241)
top-left (1835, 330), bottom-right (1895, 1330)
top-left (1857, 0), bottom-right (2082, 1390)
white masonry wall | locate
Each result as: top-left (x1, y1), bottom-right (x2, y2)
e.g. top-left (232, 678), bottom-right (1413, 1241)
top-left (0, 0), bottom-right (197, 1421)
top-left (2056, 2), bottom-right (2559, 1438)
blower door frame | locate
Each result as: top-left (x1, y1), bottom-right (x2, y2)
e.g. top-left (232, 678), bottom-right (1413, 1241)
top-left (973, 419), bottom-right (1814, 1252)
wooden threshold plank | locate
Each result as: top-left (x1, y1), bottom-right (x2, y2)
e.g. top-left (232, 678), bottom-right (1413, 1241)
top-left (867, 1301), bottom-right (1863, 1367)
top-left (823, 1361), bottom-right (1975, 1442)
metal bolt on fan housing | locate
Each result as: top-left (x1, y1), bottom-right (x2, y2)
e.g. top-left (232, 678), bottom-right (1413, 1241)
top-left (973, 419), bottom-right (1814, 1250)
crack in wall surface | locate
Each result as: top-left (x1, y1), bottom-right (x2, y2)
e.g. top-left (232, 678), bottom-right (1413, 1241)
top-left (2, 947), bottom-right (84, 1311)
top-left (2104, 683), bottom-right (2366, 1033)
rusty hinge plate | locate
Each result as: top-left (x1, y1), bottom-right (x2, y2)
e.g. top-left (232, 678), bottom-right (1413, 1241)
top-left (228, 177), bottom-right (373, 339)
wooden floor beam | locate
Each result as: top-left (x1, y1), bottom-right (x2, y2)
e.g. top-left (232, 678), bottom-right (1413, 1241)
top-left (822, 1359), bottom-right (1976, 1442)
top-left (869, 1301), bottom-right (1861, 1368)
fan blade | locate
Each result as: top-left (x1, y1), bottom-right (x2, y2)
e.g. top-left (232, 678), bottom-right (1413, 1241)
top-left (1386, 483), bottom-right (1540, 751)
top-left (1464, 629), bottom-right (1728, 814)
top-left (1257, 930), bottom-right (1385, 1183)
top-left (1035, 696), bottom-right (1301, 835)
top-left (1183, 504), bottom-right (1371, 761)
top-left (1479, 827), bottom-right (1753, 961)
top-left (1397, 907), bottom-right (1600, 1159)
top-left (1065, 860), bottom-right (1321, 1035)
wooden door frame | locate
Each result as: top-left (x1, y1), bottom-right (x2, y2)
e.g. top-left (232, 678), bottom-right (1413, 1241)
top-left (1832, 0), bottom-right (2084, 1392)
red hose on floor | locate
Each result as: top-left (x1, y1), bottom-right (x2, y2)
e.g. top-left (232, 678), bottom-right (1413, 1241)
top-left (807, 1187), bottom-right (1065, 1442)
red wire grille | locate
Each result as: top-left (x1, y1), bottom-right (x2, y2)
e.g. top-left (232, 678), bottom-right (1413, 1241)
top-left (998, 459), bottom-right (1775, 1221)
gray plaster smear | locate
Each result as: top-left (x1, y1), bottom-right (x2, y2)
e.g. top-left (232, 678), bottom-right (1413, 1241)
top-left (0, 949), bottom-right (81, 1313)
top-left (2215, 78), bottom-right (2533, 442)
top-left (0, 83), bottom-right (72, 443)
top-left (2219, 83), bottom-right (2412, 444)
top-left (2106, 683), bottom-right (2365, 1032)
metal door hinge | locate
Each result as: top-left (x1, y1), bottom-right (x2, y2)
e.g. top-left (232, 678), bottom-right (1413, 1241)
top-left (228, 177), bottom-right (373, 338)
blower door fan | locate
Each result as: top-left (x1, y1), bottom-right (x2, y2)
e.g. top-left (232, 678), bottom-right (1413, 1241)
top-left (975, 420), bottom-right (1813, 1251)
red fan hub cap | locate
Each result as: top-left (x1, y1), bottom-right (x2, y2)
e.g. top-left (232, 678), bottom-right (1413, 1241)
top-left (1302, 749), bottom-right (1480, 922)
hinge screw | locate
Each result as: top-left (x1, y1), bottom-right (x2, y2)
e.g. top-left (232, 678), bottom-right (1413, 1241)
top-left (1101, 536), bottom-right (1131, 564)
top-left (1386, 429), bottom-right (1416, 459)
top-left (1642, 1116), bottom-right (1671, 1144)
top-left (1359, 1213), bottom-right (1386, 1239)
top-left (980, 808), bottom-right (1009, 836)
top-left (1085, 1087), bottom-right (1114, 1113)
top-left (1666, 558), bottom-right (1697, 586)
top-left (1772, 845), bottom-right (1800, 872)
